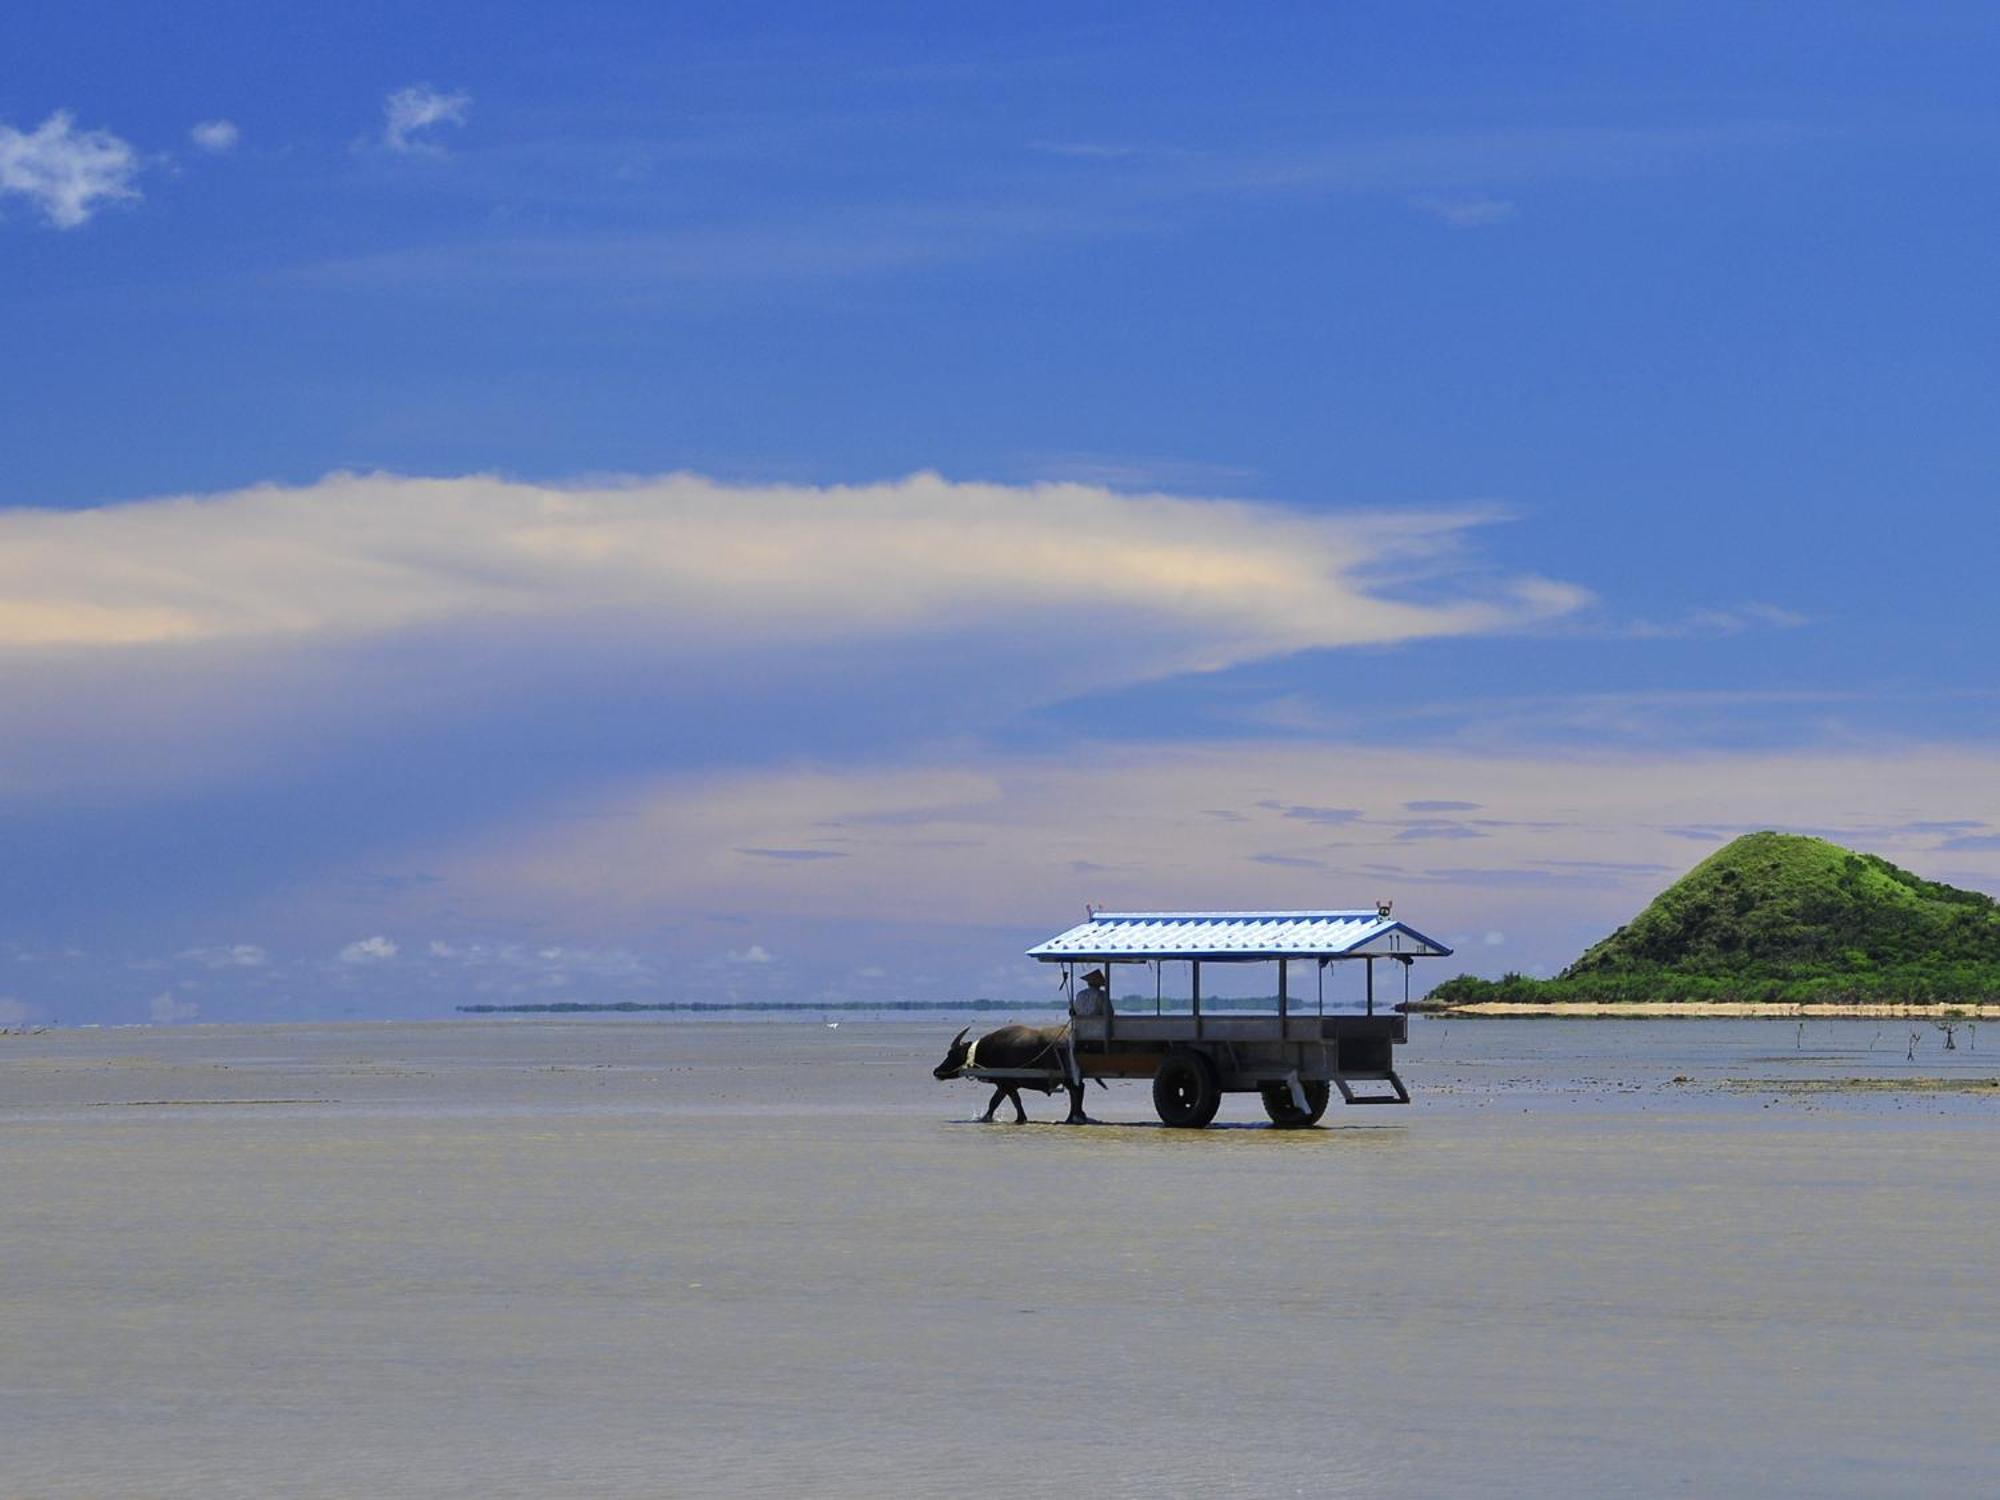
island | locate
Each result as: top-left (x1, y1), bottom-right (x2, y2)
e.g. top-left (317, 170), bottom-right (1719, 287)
top-left (1421, 831), bottom-right (2000, 1016)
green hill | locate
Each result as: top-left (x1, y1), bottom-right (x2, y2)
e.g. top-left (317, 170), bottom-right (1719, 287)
top-left (1427, 831), bottom-right (2000, 1006)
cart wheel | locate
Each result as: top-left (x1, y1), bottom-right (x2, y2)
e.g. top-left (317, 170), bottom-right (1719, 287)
top-left (1153, 1050), bottom-right (1221, 1128)
top-left (1260, 1080), bottom-right (1331, 1128)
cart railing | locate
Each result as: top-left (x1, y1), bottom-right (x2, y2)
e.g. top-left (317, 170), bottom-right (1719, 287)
top-left (1070, 1013), bottom-right (1406, 1045)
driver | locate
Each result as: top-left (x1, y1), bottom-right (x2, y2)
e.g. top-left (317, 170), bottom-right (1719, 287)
top-left (1072, 967), bottom-right (1112, 1019)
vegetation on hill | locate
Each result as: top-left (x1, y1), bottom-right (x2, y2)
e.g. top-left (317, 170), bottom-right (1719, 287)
top-left (1426, 831), bottom-right (2000, 1006)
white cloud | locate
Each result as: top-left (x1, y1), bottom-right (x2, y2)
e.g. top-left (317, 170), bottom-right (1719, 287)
top-left (1029, 452), bottom-right (1258, 492)
top-left (728, 944), bottom-right (775, 964)
top-left (149, 991), bottom-right (199, 1022)
top-left (0, 472), bottom-right (1583, 669)
top-left (420, 939), bottom-right (647, 980)
top-left (1624, 602), bottom-right (1809, 640)
top-left (1483, 931), bottom-right (1507, 946)
top-left (190, 120), bottom-right (240, 154)
top-left (1410, 195), bottom-right (1517, 228)
top-left (339, 935), bottom-right (398, 963)
top-left (179, 943), bottom-right (268, 968)
top-left (1030, 141), bottom-right (1144, 161)
top-left (382, 86), bottom-right (470, 153)
top-left (0, 996), bottom-right (32, 1026)
top-left (0, 111), bottom-right (141, 228)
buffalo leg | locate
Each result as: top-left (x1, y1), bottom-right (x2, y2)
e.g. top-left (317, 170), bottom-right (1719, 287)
top-left (979, 1085), bottom-right (1007, 1123)
top-left (1006, 1085), bottom-right (1028, 1123)
top-left (1064, 1079), bottom-right (1092, 1124)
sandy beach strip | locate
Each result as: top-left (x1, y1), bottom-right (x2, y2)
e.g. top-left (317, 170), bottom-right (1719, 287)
top-left (1429, 1000), bottom-right (2000, 1018)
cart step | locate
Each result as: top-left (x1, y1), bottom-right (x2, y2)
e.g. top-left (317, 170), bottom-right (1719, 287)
top-left (1333, 1070), bottom-right (1410, 1105)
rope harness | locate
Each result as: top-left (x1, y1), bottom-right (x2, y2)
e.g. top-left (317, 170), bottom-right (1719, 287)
top-left (958, 1026), bottom-right (1073, 1086)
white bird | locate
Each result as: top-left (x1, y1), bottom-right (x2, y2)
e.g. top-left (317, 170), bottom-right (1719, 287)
top-left (826, 1021), bottom-right (840, 1028)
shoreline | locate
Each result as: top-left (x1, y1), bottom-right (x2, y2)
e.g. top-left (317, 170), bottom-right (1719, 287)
top-left (1417, 1000), bottom-right (2000, 1019)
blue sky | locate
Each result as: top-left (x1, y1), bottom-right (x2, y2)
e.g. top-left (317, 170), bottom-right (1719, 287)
top-left (4, 2), bottom-right (1998, 1023)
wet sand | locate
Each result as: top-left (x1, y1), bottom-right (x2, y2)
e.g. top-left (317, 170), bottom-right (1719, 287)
top-left (3, 1018), bottom-right (1995, 1498)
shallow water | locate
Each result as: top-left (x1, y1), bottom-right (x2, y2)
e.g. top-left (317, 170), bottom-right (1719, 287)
top-left (3, 1017), bottom-right (1994, 1498)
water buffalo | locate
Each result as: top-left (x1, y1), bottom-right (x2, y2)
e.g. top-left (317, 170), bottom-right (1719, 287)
top-left (932, 1024), bottom-right (1091, 1124)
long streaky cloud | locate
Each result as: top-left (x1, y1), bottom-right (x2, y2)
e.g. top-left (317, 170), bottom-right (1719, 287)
top-left (0, 471), bottom-right (1583, 666)
top-left (428, 742), bottom-right (2000, 938)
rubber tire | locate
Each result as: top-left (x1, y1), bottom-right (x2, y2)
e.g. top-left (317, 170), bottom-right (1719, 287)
top-left (1260, 1080), bottom-right (1331, 1128)
top-left (1153, 1050), bottom-right (1222, 1128)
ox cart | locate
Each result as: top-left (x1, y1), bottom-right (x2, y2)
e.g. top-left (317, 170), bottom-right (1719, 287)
top-left (966, 909), bottom-right (1452, 1128)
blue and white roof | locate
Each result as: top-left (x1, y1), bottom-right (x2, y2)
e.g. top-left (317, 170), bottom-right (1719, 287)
top-left (1028, 911), bottom-right (1453, 962)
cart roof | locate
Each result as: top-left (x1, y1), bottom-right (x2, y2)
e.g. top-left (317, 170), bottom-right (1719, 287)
top-left (1027, 910), bottom-right (1453, 962)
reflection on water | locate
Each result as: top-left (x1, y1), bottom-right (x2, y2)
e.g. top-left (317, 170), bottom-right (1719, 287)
top-left (3, 1018), bottom-right (1994, 1499)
